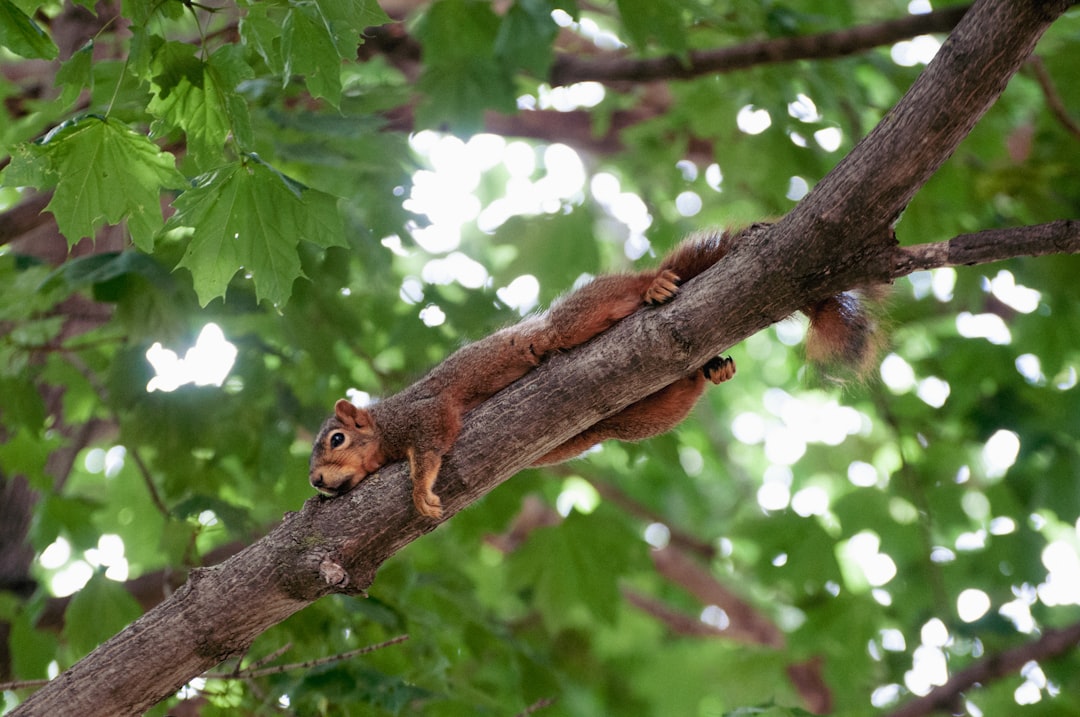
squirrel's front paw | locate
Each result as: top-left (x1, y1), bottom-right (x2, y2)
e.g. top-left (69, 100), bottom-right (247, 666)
top-left (644, 270), bottom-right (681, 306)
top-left (414, 489), bottom-right (444, 520)
top-left (702, 356), bottom-right (736, 384)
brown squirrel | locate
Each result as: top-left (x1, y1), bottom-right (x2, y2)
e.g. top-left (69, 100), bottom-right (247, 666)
top-left (310, 226), bottom-right (878, 518)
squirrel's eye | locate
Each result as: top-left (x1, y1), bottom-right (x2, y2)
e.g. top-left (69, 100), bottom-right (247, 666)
top-left (329, 432), bottom-right (346, 449)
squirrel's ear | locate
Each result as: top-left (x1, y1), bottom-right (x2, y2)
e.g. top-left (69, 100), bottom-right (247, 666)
top-left (334, 399), bottom-right (373, 430)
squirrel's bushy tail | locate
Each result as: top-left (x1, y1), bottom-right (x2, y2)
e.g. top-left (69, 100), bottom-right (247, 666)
top-left (659, 230), bottom-right (738, 283)
top-left (803, 290), bottom-right (885, 378)
top-left (662, 229), bottom-right (885, 377)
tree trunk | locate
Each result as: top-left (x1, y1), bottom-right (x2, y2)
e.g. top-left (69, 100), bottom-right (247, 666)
top-left (11, 0), bottom-right (1075, 714)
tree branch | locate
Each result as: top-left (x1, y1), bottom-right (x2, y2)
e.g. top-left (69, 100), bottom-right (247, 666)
top-left (772, 0), bottom-right (1073, 291)
top-left (515, 697), bottom-right (557, 716)
top-left (890, 220), bottom-right (1080, 277)
top-left (884, 622), bottom-right (1080, 717)
top-left (1028, 55), bottom-right (1080, 142)
top-left (650, 545), bottom-right (784, 648)
top-left (550, 6), bottom-right (970, 87)
top-left (11, 1), bottom-right (1076, 714)
top-left (203, 635), bottom-right (408, 680)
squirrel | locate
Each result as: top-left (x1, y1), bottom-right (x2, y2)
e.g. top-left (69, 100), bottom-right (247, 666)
top-left (310, 225), bottom-right (879, 519)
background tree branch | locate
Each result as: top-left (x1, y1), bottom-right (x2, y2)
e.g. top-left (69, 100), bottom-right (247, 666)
top-left (885, 622), bottom-right (1080, 717)
top-left (549, 5), bottom-right (971, 86)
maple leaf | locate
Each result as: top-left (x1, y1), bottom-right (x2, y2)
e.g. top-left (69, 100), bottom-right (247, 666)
top-left (166, 155), bottom-right (345, 307)
top-left (1, 115), bottom-right (184, 249)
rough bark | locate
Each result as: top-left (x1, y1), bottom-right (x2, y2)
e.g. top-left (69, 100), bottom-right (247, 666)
top-left (11, 0), bottom-right (1077, 714)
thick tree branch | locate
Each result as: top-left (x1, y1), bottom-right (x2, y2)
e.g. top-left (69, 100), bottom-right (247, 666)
top-left (772, 0), bottom-right (1075, 292)
top-left (12, 1), bottom-right (1076, 714)
top-left (550, 5), bottom-right (971, 87)
top-left (885, 622), bottom-right (1080, 717)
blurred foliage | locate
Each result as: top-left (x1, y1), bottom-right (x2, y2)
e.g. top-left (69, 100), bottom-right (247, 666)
top-left (1, 0), bottom-right (1080, 715)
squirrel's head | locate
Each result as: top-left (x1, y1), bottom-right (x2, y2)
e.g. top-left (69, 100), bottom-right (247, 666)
top-left (309, 399), bottom-right (386, 496)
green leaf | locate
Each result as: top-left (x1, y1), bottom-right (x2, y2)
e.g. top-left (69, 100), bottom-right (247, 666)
top-left (55, 40), bottom-right (95, 107)
top-left (509, 506), bottom-right (644, 631)
top-left (172, 494), bottom-right (255, 536)
top-left (1, 116), bottom-right (184, 249)
top-left (242, 0), bottom-right (390, 105)
top-left (0, 427), bottom-right (57, 490)
top-left (491, 210), bottom-right (601, 305)
top-left (0, 0), bottom-right (58, 59)
top-left (414, 0), bottom-right (517, 130)
top-left (0, 137), bottom-right (58, 189)
top-left (148, 42), bottom-right (254, 163)
top-left (495, 0), bottom-right (559, 77)
top-left (31, 494), bottom-right (101, 550)
top-left (41, 250), bottom-right (171, 294)
top-left (0, 377), bottom-right (45, 431)
top-left (63, 572), bottom-right (143, 658)
top-left (166, 156), bottom-right (346, 307)
top-left (615, 0), bottom-right (688, 54)
top-left (10, 610), bottom-right (59, 679)
top-left (281, 6), bottom-right (345, 106)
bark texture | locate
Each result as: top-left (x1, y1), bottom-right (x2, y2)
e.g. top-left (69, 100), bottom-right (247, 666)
top-left (11, 0), bottom-right (1076, 714)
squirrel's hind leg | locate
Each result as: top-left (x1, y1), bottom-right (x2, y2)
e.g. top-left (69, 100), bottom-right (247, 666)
top-left (407, 447), bottom-right (444, 519)
top-left (531, 356), bottom-right (733, 465)
top-left (529, 375), bottom-right (707, 465)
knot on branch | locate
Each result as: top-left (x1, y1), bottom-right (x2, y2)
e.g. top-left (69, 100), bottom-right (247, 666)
top-left (319, 556), bottom-right (349, 588)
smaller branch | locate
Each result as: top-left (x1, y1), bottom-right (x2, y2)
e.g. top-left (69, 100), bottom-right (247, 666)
top-left (242, 642), bottom-right (292, 673)
top-left (485, 494), bottom-right (563, 553)
top-left (127, 447), bottom-right (172, 519)
top-left (1028, 56), bottom-right (1080, 142)
top-left (891, 220), bottom-right (1080, 278)
top-left (0, 678), bottom-right (50, 691)
top-left (203, 635), bottom-right (409, 680)
top-left (622, 588), bottom-right (726, 638)
top-left (885, 622), bottom-right (1080, 717)
top-left (651, 546), bottom-right (785, 649)
top-left (515, 697), bottom-right (557, 716)
top-left (550, 6), bottom-right (969, 87)
top-left (588, 475), bottom-right (718, 561)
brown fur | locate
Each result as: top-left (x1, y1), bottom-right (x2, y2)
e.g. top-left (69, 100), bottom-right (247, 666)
top-left (803, 285), bottom-right (887, 378)
top-left (310, 227), bottom-right (878, 518)
top-left (532, 356), bottom-right (736, 465)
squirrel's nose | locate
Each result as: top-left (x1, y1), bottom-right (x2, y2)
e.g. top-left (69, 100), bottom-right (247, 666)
top-left (311, 474), bottom-right (324, 488)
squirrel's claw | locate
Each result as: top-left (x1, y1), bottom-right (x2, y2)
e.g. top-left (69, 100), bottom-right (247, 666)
top-left (702, 356), bottom-right (736, 384)
top-left (644, 270), bottom-right (681, 306)
top-left (414, 489), bottom-right (443, 519)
